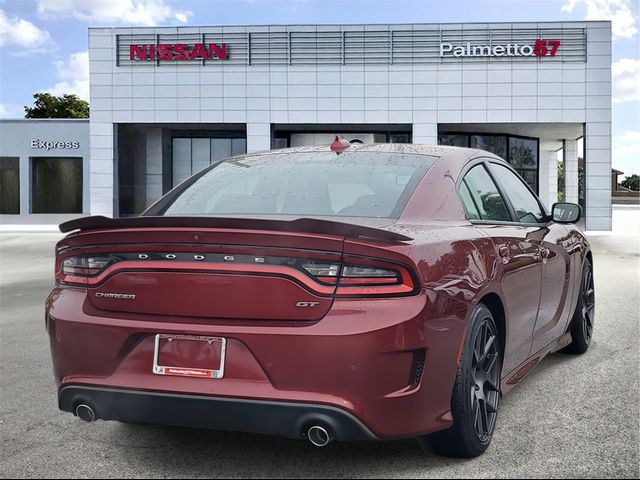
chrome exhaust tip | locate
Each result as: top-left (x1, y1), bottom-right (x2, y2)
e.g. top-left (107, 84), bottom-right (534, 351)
top-left (307, 425), bottom-right (334, 447)
top-left (75, 404), bottom-right (96, 423)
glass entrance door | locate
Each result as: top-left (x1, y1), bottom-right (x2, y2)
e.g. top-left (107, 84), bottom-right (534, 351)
top-left (172, 137), bottom-right (246, 187)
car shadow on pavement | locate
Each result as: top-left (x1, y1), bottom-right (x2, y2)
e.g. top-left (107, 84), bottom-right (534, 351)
top-left (107, 421), bottom-right (465, 477)
top-left (104, 346), bottom-right (606, 478)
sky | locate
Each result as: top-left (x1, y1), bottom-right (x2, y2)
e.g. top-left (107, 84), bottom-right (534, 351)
top-left (0, 0), bottom-right (638, 174)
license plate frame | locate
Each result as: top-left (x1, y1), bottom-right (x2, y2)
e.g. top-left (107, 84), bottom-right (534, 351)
top-left (152, 334), bottom-right (227, 379)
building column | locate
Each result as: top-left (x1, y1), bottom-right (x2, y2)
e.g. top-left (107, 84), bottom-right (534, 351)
top-left (585, 122), bottom-right (612, 231)
top-left (145, 128), bottom-right (163, 208)
top-left (547, 149), bottom-right (558, 210)
top-left (538, 151), bottom-right (550, 210)
top-left (89, 120), bottom-right (115, 217)
top-left (538, 150), bottom-right (558, 211)
top-left (19, 155), bottom-right (29, 215)
top-left (564, 139), bottom-right (579, 205)
top-left (247, 123), bottom-right (271, 153)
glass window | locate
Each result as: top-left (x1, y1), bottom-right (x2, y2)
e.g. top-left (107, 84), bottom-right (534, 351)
top-left (509, 137), bottom-right (537, 169)
top-left (471, 135), bottom-right (507, 159)
top-left (462, 165), bottom-right (510, 222)
top-left (191, 138), bottom-right (211, 173)
top-left (32, 157), bottom-right (82, 214)
top-left (577, 137), bottom-right (585, 211)
top-left (231, 138), bottom-right (246, 156)
top-left (172, 138), bottom-right (192, 186)
top-left (459, 181), bottom-right (480, 220)
top-left (173, 137), bottom-right (247, 187)
top-left (508, 137), bottom-right (538, 192)
top-left (519, 170), bottom-right (538, 193)
top-left (211, 138), bottom-right (232, 162)
top-left (390, 133), bottom-right (411, 143)
top-left (161, 152), bottom-right (436, 219)
top-left (491, 163), bottom-right (545, 223)
top-left (273, 138), bottom-right (289, 150)
top-left (438, 134), bottom-right (468, 148)
top-left (0, 157), bottom-right (20, 215)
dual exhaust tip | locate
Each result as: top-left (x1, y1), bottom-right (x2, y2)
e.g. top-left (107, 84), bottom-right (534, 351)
top-left (75, 404), bottom-right (96, 423)
top-left (75, 404), bottom-right (334, 447)
top-left (307, 425), bottom-right (334, 447)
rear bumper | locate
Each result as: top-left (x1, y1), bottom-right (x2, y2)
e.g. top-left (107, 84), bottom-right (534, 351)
top-left (48, 286), bottom-right (471, 439)
top-left (59, 386), bottom-right (378, 441)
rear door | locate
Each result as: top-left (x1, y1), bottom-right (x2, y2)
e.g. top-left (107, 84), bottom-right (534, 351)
top-left (488, 162), bottom-right (574, 355)
top-left (459, 163), bottom-right (542, 375)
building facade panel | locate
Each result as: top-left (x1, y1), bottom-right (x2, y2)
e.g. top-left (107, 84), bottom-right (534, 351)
top-left (0, 119), bottom-right (90, 222)
top-left (70, 21), bottom-right (615, 229)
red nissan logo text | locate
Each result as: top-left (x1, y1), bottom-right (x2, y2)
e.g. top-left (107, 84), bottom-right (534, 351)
top-left (130, 43), bottom-right (228, 61)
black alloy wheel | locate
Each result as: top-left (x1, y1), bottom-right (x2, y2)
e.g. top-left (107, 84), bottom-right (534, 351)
top-left (581, 262), bottom-right (595, 345)
top-left (428, 303), bottom-right (502, 458)
top-left (563, 258), bottom-right (595, 354)
top-left (471, 319), bottom-right (500, 442)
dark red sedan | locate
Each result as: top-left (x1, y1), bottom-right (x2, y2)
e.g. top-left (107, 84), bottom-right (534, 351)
top-left (47, 143), bottom-right (594, 458)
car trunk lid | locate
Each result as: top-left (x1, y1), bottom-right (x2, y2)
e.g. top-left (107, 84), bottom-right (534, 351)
top-left (56, 216), bottom-right (411, 321)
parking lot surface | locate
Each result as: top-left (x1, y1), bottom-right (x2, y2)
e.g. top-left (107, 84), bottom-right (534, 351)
top-left (0, 232), bottom-right (638, 478)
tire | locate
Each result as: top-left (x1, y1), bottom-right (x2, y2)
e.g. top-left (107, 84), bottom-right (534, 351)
top-left (428, 303), bottom-right (502, 458)
top-left (561, 258), bottom-right (595, 355)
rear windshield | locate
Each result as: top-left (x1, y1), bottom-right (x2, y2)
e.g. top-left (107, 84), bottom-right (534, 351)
top-left (160, 151), bottom-right (436, 219)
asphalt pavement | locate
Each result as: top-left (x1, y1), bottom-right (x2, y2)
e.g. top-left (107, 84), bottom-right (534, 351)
top-left (0, 232), bottom-right (638, 478)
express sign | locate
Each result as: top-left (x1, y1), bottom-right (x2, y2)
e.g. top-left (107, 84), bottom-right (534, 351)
top-left (129, 43), bottom-right (228, 61)
top-left (31, 139), bottom-right (80, 150)
top-left (440, 40), bottom-right (561, 58)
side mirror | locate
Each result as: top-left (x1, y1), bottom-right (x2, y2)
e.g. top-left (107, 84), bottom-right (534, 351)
top-left (552, 202), bottom-right (582, 224)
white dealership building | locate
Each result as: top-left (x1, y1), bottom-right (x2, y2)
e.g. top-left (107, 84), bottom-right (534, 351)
top-left (0, 21), bottom-right (613, 229)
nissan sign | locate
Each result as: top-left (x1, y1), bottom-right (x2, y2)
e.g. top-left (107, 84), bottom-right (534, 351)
top-left (440, 40), bottom-right (560, 58)
top-left (129, 43), bottom-right (228, 61)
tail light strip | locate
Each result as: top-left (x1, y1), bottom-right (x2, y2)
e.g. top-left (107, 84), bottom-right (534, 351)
top-left (60, 261), bottom-right (337, 295)
top-left (57, 252), bottom-right (419, 298)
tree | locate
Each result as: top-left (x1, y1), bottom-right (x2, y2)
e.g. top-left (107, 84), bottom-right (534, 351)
top-left (24, 93), bottom-right (89, 119)
top-left (621, 174), bottom-right (640, 192)
top-left (557, 160), bottom-right (565, 201)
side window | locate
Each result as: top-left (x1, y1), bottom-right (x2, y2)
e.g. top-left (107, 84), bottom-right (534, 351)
top-left (459, 180), bottom-right (481, 220)
top-left (491, 163), bottom-right (545, 223)
top-left (461, 165), bottom-right (511, 222)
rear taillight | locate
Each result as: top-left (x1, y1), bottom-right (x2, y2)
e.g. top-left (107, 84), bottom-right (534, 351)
top-left (301, 259), bottom-right (417, 297)
top-left (57, 255), bottom-right (115, 284)
top-left (336, 261), bottom-right (416, 297)
top-left (301, 262), bottom-right (340, 284)
top-left (62, 256), bottom-right (113, 276)
top-left (56, 251), bottom-right (418, 297)
top-left (340, 265), bottom-right (399, 284)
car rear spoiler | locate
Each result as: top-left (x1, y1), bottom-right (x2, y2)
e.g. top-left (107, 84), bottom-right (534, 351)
top-left (59, 215), bottom-right (413, 243)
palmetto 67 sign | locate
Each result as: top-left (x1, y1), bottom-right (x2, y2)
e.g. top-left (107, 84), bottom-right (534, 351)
top-left (440, 40), bottom-right (561, 58)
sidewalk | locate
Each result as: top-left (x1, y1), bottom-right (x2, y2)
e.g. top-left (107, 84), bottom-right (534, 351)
top-left (0, 224), bottom-right (61, 233)
top-left (609, 205), bottom-right (640, 237)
